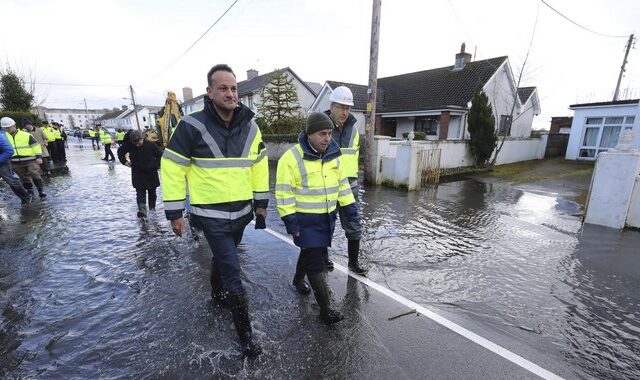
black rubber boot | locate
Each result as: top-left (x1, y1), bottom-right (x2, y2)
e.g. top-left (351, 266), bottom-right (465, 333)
top-left (137, 203), bottom-right (147, 218)
top-left (228, 293), bottom-right (262, 357)
top-left (292, 255), bottom-right (311, 295)
top-left (323, 250), bottom-right (334, 270)
top-left (348, 240), bottom-right (368, 276)
top-left (210, 265), bottom-right (229, 308)
top-left (34, 179), bottom-right (46, 198)
top-left (308, 272), bottom-right (344, 325)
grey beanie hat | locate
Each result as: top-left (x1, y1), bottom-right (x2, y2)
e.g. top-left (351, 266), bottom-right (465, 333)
top-left (306, 112), bottom-right (334, 135)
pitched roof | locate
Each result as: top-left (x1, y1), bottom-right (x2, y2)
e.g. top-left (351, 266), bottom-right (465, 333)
top-left (517, 87), bottom-right (536, 104)
top-left (326, 81), bottom-right (369, 110)
top-left (569, 98), bottom-right (639, 108)
top-left (376, 56), bottom-right (508, 113)
top-left (237, 67), bottom-right (315, 97)
top-left (96, 109), bottom-right (126, 121)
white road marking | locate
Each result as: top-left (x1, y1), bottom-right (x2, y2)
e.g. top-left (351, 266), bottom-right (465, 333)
top-left (258, 224), bottom-right (564, 380)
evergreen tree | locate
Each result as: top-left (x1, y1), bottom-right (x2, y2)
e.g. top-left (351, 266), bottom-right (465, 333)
top-left (0, 71), bottom-right (34, 112)
top-left (257, 70), bottom-right (300, 133)
top-left (467, 90), bottom-right (497, 167)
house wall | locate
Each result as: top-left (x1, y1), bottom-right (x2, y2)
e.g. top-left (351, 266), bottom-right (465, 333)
top-left (373, 136), bottom-right (547, 189)
top-left (183, 97), bottom-right (205, 115)
top-left (483, 64), bottom-right (530, 138)
top-left (566, 103), bottom-right (639, 160)
top-left (44, 109), bottom-right (104, 128)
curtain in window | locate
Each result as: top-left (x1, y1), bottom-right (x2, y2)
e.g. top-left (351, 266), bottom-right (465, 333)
top-left (600, 126), bottom-right (621, 148)
top-left (583, 127), bottom-right (598, 146)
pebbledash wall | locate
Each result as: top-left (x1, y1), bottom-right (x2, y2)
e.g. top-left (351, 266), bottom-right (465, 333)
top-left (371, 135), bottom-right (548, 190)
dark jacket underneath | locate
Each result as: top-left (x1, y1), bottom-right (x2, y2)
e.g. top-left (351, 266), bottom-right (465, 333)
top-left (117, 133), bottom-right (162, 189)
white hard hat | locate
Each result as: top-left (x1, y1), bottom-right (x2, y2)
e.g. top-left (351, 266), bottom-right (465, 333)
top-left (329, 86), bottom-right (354, 106)
top-left (1, 117), bottom-right (16, 128)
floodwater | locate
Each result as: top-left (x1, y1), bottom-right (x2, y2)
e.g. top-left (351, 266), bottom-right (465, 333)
top-left (1, 141), bottom-right (638, 379)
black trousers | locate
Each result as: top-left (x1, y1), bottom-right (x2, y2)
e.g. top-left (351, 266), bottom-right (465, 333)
top-left (103, 143), bottom-right (115, 161)
top-left (296, 247), bottom-right (327, 278)
top-left (135, 187), bottom-right (157, 209)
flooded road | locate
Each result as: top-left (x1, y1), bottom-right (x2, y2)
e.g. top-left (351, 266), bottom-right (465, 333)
top-left (1, 142), bottom-right (639, 379)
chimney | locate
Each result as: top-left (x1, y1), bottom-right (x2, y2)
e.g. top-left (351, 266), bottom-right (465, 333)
top-left (182, 87), bottom-right (193, 102)
top-left (453, 42), bottom-right (472, 71)
top-left (247, 69), bottom-right (258, 80)
top-left (121, 105), bottom-right (128, 111)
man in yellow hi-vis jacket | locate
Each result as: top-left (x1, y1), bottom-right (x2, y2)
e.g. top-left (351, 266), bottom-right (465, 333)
top-left (160, 64), bottom-right (268, 357)
top-left (276, 112), bottom-right (360, 325)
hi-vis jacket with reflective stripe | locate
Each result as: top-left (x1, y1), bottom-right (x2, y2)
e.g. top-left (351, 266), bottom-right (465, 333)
top-left (88, 129), bottom-right (96, 138)
top-left (7, 130), bottom-right (42, 163)
top-left (161, 99), bottom-right (269, 231)
top-left (43, 126), bottom-right (56, 142)
top-left (276, 132), bottom-right (358, 248)
top-left (116, 131), bottom-right (126, 142)
top-left (325, 110), bottom-right (359, 179)
top-left (99, 129), bottom-right (112, 144)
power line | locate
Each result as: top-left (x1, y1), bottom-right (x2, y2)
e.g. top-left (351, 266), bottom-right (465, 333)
top-left (540, 0), bottom-right (628, 38)
top-left (34, 82), bottom-right (127, 88)
top-left (148, 0), bottom-right (239, 81)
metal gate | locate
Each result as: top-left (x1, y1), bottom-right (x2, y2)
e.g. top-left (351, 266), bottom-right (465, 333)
top-left (417, 148), bottom-right (441, 188)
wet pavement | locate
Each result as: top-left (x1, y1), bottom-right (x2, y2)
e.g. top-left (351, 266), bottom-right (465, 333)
top-left (1, 141), bottom-right (639, 379)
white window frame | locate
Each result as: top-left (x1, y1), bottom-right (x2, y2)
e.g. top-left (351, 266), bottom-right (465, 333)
top-left (578, 115), bottom-right (634, 160)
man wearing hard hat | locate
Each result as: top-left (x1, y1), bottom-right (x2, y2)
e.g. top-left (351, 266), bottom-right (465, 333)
top-left (325, 86), bottom-right (368, 276)
top-left (1, 116), bottom-right (46, 199)
top-left (0, 117), bottom-right (32, 204)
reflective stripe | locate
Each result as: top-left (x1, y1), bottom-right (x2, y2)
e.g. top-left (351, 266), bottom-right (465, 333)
top-left (276, 197), bottom-right (296, 206)
top-left (339, 177), bottom-right (349, 186)
top-left (341, 148), bottom-right (358, 154)
top-left (11, 156), bottom-right (36, 162)
top-left (275, 184), bottom-right (292, 192)
top-left (164, 200), bottom-right (185, 210)
top-left (183, 115), bottom-right (224, 158)
top-left (241, 120), bottom-right (259, 158)
top-left (290, 146), bottom-right (308, 187)
top-left (296, 186), bottom-right (338, 196)
top-left (253, 192), bottom-right (270, 200)
top-left (296, 200), bottom-right (337, 209)
top-left (339, 188), bottom-right (353, 197)
top-left (349, 179), bottom-right (359, 187)
top-left (163, 149), bottom-right (191, 166)
top-left (192, 158), bottom-right (254, 168)
top-left (190, 204), bottom-right (252, 219)
top-left (254, 149), bottom-right (267, 163)
top-left (347, 125), bottom-right (358, 147)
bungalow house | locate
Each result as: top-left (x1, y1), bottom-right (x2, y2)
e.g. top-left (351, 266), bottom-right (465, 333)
top-left (310, 44), bottom-right (540, 144)
top-left (95, 108), bottom-right (128, 129)
top-left (181, 67), bottom-right (318, 117)
top-left (565, 99), bottom-right (639, 160)
top-left (119, 106), bottom-right (162, 130)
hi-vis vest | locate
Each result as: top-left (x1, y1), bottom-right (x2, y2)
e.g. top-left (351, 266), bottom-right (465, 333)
top-left (116, 131), bottom-right (126, 141)
top-left (8, 130), bottom-right (42, 162)
top-left (88, 130), bottom-right (96, 138)
top-left (332, 119), bottom-right (359, 179)
top-left (275, 144), bottom-right (355, 218)
top-left (43, 126), bottom-right (56, 142)
top-left (99, 129), bottom-right (112, 144)
top-left (53, 129), bottom-right (62, 140)
top-left (161, 114), bottom-right (269, 219)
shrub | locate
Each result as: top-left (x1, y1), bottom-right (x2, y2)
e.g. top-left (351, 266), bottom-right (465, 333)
top-left (0, 111), bottom-right (41, 128)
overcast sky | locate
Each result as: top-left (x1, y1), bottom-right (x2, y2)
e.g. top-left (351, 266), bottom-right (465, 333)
top-left (1, 0), bottom-right (638, 130)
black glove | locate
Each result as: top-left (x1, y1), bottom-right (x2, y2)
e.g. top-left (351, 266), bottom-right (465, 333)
top-left (255, 214), bottom-right (266, 229)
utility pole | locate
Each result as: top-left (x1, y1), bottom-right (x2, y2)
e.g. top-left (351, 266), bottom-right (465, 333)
top-left (83, 98), bottom-right (89, 128)
top-left (130, 84), bottom-right (141, 130)
top-left (364, 0), bottom-right (381, 185)
top-left (613, 34), bottom-right (635, 101)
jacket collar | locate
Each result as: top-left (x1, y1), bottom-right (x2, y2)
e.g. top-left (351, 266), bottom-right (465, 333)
top-left (324, 109), bottom-right (357, 129)
top-left (298, 131), bottom-right (341, 162)
top-left (203, 95), bottom-right (254, 133)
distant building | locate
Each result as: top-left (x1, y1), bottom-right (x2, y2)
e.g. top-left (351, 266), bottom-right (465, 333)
top-left (35, 106), bottom-right (106, 129)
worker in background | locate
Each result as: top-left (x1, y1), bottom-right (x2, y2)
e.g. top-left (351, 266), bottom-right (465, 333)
top-left (22, 119), bottom-right (50, 176)
top-left (0, 118), bottom-right (31, 204)
top-left (99, 127), bottom-right (115, 161)
top-left (2, 117), bottom-right (46, 199)
top-left (116, 128), bottom-right (126, 147)
top-left (325, 86), bottom-right (368, 276)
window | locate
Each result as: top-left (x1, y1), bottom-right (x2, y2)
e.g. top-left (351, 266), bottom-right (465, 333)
top-left (414, 116), bottom-right (438, 136)
top-left (143, 116), bottom-right (147, 122)
top-left (498, 115), bottom-right (512, 135)
top-left (248, 95), bottom-right (254, 109)
top-left (578, 114), bottom-right (631, 159)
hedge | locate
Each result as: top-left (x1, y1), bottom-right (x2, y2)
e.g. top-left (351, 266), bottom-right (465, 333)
top-left (0, 111), bottom-right (41, 128)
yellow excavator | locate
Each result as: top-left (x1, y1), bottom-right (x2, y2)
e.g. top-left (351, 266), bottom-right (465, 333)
top-left (154, 91), bottom-right (183, 147)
